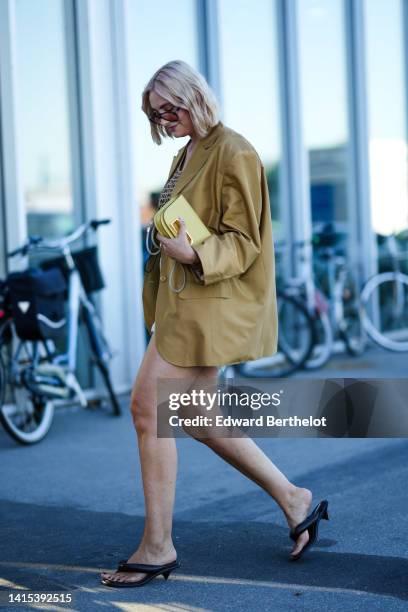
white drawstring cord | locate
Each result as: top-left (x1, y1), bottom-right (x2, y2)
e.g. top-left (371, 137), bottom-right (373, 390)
top-left (146, 222), bottom-right (161, 255)
top-left (146, 220), bottom-right (186, 293)
top-left (160, 252), bottom-right (186, 293)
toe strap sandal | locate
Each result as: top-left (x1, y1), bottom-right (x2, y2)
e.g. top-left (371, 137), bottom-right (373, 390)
top-left (101, 559), bottom-right (180, 588)
top-left (289, 499), bottom-right (329, 561)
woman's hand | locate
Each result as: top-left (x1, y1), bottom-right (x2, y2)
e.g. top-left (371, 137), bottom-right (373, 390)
top-left (156, 217), bottom-right (199, 265)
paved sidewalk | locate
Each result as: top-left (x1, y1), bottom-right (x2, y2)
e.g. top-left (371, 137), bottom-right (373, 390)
top-left (1, 386), bottom-right (407, 611)
top-left (293, 341), bottom-right (407, 379)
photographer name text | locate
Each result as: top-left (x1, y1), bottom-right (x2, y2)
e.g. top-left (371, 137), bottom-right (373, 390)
top-left (168, 415), bottom-right (327, 428)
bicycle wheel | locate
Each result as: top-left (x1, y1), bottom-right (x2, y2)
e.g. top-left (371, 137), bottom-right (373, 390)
top-left (303, 309), bottom-right (333, 370)
top-left (360, 271), bottom-right (408, 351)
top-left (82, 304), bottom-right (121, 415)
top-left (237, 292), bottom-right (316, 377)
top-left (0, 320), bottom-right (54, 444)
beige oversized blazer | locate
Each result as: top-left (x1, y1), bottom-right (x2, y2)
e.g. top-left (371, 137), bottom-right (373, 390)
top-left (142, 121), bottom-right (278, 367)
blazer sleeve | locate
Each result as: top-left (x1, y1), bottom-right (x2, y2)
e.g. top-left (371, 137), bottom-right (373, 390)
top-left (189, 150), bottom-right (263, 286)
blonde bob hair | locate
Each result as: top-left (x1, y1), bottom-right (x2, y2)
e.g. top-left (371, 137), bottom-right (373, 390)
top-left (142, 60), bottom-right (220, 145)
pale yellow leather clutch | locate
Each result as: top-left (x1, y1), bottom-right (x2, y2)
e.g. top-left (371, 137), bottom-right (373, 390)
top-left (153, 195), bottom-right (211, 246)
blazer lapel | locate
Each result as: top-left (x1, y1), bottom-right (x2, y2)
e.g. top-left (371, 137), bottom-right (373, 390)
top-left (170, 122), bottom-right (225, 198)
top-left (167, 147), bottom-right (186, 179)
top-left (170, 146), bottom-right (211, 198)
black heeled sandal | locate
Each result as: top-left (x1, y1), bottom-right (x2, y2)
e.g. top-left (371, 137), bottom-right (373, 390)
top-left (289, 499), bottom-right (329, 561)
top-left (100, 559), bottom-right (180, 588)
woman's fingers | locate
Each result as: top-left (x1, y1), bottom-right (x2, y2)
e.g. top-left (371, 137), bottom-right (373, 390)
top-left (177, 216), bottom-right (187, 236)
top-left (158, 222), bottom-right (189, 253)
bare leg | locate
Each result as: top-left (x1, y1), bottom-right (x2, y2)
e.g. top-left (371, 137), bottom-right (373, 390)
top-left (201, 434), bottom-right (312, 558)
top-left (100, 334), bottom-right (207, 584)
top-left (180, 374), bottom-right (313, 559)
top-left (101, 341), bottom-right (313, 585)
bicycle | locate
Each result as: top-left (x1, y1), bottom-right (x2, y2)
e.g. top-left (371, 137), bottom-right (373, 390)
top-left (360, 234), bottom-right (408, 352)
top-left (274, 237), bottom-right (334, 371)
top-left (308, 229), bottom-right (367, 367)
top-left (277, 227), bottom-right (367, 369)
top-left (0, 219), bottom-right (121, 445)
top-left (234, 288), bottom-right (316, 378)
top-left (218, 293), bottom-right (316, 381)
top-left (219, 228), bottom-right (366, 381)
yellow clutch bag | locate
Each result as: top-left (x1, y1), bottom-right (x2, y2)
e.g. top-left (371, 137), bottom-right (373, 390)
top-left (153, 195), bottom-right (211, 246)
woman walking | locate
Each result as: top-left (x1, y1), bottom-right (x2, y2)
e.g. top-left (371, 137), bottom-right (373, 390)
top-left (101, 60), bottom-right (329, 588)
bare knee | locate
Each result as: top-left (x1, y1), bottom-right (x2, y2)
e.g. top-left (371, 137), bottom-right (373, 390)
top-left (130, 383), bottom-right (156, 435)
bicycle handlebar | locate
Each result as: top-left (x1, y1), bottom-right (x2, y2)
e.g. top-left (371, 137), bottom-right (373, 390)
top-left (7, 218), bottom-right (111, 258)
top-left (90, 218), bottom-right (111, 230)
top-left (7, 236), bottom-right (43, 258)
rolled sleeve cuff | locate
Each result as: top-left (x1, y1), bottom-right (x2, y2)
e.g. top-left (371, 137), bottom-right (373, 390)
top-left (189, 248), bottom-right (205, 284)
top-left (190, 241), bottom-right (219, 286)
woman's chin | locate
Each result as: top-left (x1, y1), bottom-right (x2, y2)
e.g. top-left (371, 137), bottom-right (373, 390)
top-left (168, 125), bottom-right (188, 138)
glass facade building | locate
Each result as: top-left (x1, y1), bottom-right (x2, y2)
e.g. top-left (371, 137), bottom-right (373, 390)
top-left (0, 0), bottom-right (407, 390)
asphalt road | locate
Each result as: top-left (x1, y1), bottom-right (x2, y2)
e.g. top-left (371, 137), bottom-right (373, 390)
top-left (1, 391), bottom-right (407, 611)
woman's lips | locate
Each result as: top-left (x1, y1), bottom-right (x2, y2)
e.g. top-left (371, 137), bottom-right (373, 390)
top-left (168, 124), bottom-right (178, 132)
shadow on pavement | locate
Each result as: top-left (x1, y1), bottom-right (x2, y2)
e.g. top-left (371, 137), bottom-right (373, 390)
top-left (1, 498), bottom-right (407, 604)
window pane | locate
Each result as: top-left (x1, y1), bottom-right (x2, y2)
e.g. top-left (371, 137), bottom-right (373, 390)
top-left (128, 1), bottom-right (198, 228)
top-left (364, 0), bottom-right (408, 237)
top-left (297, 0), bottom-right (350, 239)
top-left (218, 0), bottom-right (283, 236)
top-left (15, 0), bottom-right (74, 238)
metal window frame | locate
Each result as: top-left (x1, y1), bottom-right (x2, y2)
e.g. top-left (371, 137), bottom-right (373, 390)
top-left (201, 0), bottom-right (296, 278)
top-left (276, 0), bottom-right (312, 279)
top-left (277, 0), bottom-right (379, 288)
top-left (196, 0), bottom-right (222, 107)
top-left (64, 0), bottom-right (87, 229)
top-left (0, 0), bottom-right (84, 265)
top-left (110, 0), bottom-right (146, 378)
top-left (344, 0), bottom-right (378, 282)
top-left (0, 0), bottom-right (27, 272)
top-left (73, 0), bottom-right (146, 387)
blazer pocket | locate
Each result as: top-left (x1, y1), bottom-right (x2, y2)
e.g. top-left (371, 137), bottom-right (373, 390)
top-left (178, 275), bottom-right (232, 300)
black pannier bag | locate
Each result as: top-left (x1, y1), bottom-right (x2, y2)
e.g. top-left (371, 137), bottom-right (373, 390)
top-left (40, 246), bottom-right (105, 295)
top-left (8, 267), bottom-right (67, 341)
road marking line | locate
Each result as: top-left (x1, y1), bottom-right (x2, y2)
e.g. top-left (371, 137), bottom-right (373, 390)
top-left (0, 561), bottom-right (393, 600)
